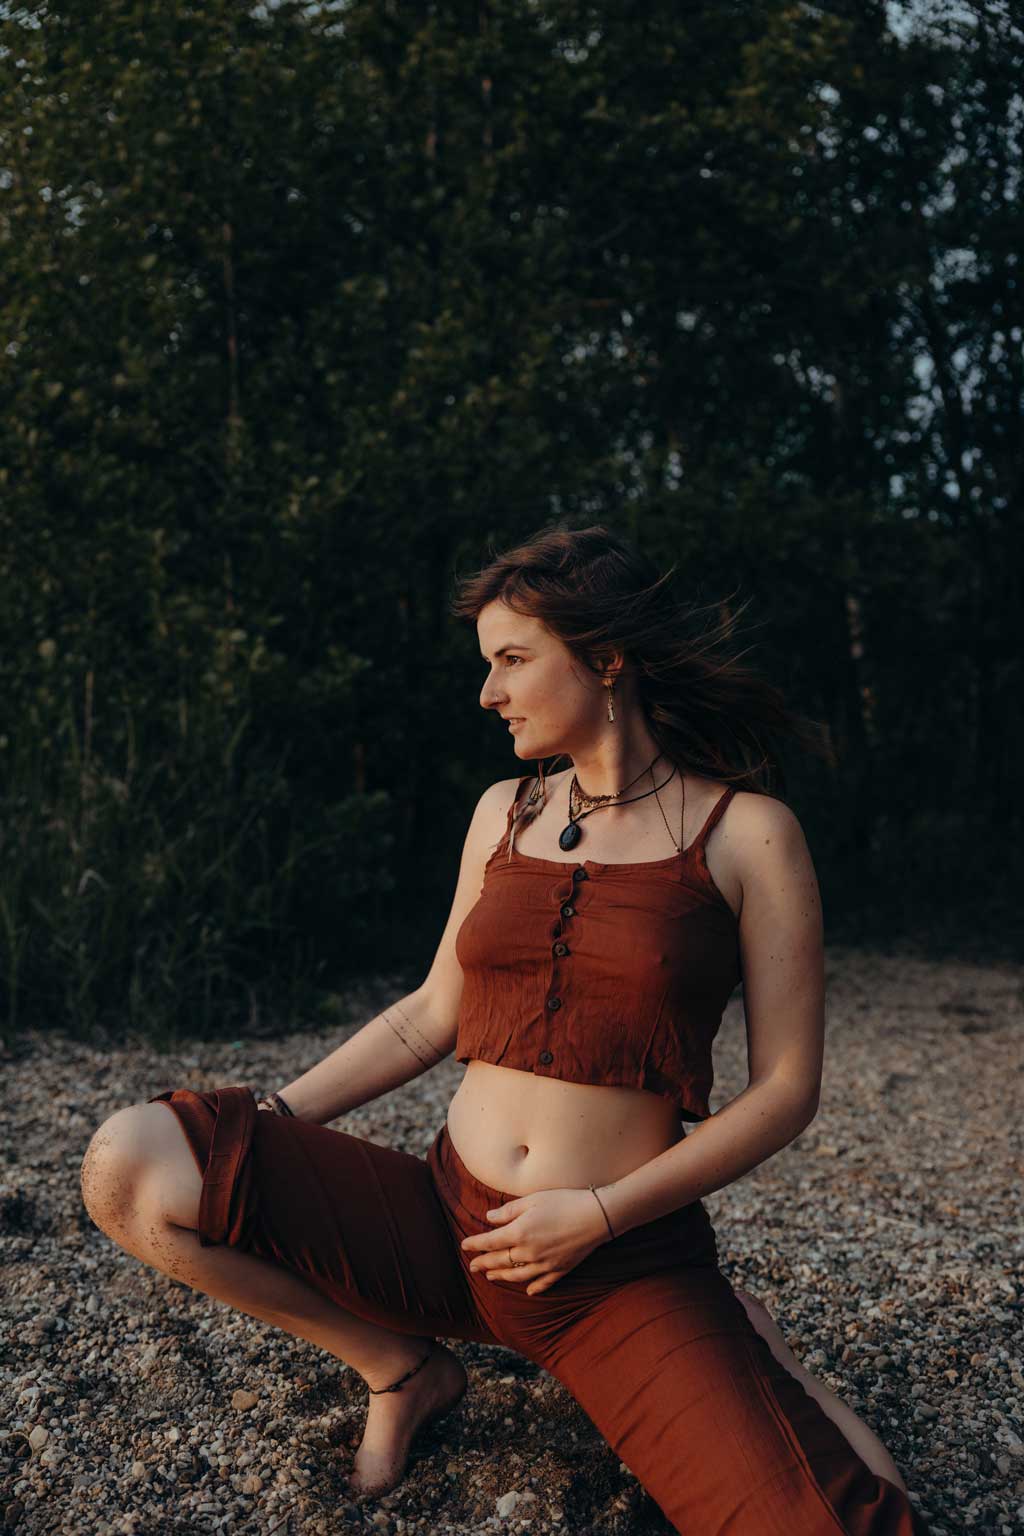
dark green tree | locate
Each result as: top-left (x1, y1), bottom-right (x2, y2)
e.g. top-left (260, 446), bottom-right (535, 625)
top-left (1, 0), bottom-right (1019, 1044)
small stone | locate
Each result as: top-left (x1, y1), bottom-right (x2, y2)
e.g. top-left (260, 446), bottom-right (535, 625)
top-left (230, 1389), bottom-right (259, 1412)
top-left (239, 1474), bottom-right (263, 1494)
top-left (130, 1461), bottom-right (147, 1480)
top-left (496, 1489), bottom-right (536, 1518)
top-left (27, 1427), bottom-right (47, 1452)
top-left (917, 1403), bottom-right (939, 1419)
top-left (137, 1343), bottom-right (160, 1375)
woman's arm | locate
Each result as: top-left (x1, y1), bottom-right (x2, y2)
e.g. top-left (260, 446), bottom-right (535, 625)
top-left (269, 989), bottom-right (450, 1124)
top-left (595, 793), bottom-right (826, 1238)
top-left (266, 778), bottom-right (519, 1125)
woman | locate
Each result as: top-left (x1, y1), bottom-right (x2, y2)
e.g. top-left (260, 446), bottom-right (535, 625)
top-left (81, 525), bottom-right (931, 1533)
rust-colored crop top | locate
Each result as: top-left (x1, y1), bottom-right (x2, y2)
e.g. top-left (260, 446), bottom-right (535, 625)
top-left (454, 774), bottom-right (742, 1122)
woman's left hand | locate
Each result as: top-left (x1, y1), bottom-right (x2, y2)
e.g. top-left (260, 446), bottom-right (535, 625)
top-left (460, 1187), bottom-right (613, 1296)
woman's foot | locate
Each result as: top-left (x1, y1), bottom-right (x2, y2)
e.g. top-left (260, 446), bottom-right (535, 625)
top-left (348, 1340), bottom-right (468, 1501)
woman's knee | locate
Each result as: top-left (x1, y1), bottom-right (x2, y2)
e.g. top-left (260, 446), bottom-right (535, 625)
top-left (81, 1102), bottom-right (200, 1235)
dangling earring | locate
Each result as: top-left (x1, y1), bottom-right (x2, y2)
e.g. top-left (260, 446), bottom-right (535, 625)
top-left (606, 679), bottom-right (616, 723)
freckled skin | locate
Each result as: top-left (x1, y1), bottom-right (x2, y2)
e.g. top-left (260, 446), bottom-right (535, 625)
top-left (80, 1125), bottom-right (138, 1238)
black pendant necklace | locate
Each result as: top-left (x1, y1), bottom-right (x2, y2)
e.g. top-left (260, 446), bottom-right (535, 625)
top-left (558, 756), bottom-right (677, 850)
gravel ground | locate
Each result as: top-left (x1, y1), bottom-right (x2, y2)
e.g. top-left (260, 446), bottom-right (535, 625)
top-left (1, 945), bottom-right (1021, 1535)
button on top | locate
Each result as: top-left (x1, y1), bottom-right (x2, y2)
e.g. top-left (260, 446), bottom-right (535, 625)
top-left (538, 1050), bottom-right (553, 1065)
top-left (560, 903), bottom-right (576, 919)
top-left (572, 867), bottom-right (588, 882)
top-left (547, 996), bottom-right (562, 1010)
top-left (553, 941), bottom-right (569, 957)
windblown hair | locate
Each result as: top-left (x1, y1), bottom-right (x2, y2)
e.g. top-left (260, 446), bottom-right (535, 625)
top-left (450, 521), bottom-right (834, 800)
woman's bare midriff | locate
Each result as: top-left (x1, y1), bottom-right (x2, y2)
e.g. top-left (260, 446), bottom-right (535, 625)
top-left (445, 1059), bottom-right (687, 1197)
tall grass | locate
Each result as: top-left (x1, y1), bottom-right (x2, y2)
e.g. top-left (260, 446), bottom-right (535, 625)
top-left (0, 657), bottom-right (394, 1052)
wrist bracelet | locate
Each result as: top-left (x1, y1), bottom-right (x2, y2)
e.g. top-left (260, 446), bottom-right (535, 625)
top-left (257, 1091), bottom-right (295, 1117)
top-left (589, 1185), bottom-right (616, 1240)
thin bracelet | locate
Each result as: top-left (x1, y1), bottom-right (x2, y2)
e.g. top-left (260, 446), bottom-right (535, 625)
top-left (257, 1091), bottom-right (295, 1117)
top-left (589, 1185), bottom-right (616, 1240)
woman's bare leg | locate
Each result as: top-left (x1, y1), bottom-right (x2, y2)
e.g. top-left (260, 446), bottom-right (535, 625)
top-left (734, 1288), bottom-right (907, 1491)
top-left (80, 1103), bottom-right (467, 1498)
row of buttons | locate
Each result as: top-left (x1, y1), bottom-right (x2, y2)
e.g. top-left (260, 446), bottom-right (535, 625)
top-left (543, 866), bottom-right (588, 1033)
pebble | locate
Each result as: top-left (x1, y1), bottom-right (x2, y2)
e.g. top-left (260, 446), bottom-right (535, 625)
top-left (496, 1488), bottom-right (537, 1518)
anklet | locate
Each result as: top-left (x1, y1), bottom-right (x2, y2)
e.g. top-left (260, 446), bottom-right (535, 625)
top-left (368, 1342), bottom-right (435, 1394)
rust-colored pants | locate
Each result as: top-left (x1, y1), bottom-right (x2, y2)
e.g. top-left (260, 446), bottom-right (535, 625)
top-left (149, 1084), bottom-right (930, 1535)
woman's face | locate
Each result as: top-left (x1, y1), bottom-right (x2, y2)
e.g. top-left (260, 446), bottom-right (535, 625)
top-left (477, 599), bottom-right (607, 760)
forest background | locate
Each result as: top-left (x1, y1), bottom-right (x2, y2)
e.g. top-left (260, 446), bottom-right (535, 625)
top-left (1, 0), bottom-right (1020, 1049)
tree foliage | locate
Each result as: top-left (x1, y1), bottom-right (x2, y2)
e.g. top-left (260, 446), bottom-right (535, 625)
top-left (1, 0), bottom-right (1020, 1043)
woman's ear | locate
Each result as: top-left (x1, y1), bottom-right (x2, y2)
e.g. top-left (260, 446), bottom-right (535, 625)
top-left (593, 649), bottom-right (626, 684)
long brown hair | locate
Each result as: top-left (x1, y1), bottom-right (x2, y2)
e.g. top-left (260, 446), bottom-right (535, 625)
top-left (450, 521), bottom-right (834, 798)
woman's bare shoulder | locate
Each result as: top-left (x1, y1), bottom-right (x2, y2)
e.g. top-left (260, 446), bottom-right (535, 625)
top-left (472, 774), bottom-right (532, 838)
top-left (725, 789), bottom-right (814, 880)
top-left (727, 787), bottom-right (805, 833)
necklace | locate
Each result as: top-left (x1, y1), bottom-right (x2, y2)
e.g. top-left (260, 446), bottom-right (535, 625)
top-left (558, 757), bottom-right (679, 850)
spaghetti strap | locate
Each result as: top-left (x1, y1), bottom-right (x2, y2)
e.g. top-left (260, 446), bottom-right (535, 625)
top-left (686, 785), bottom-right (736, 857)
top-left (494, 774), bottom-right (536, 856)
